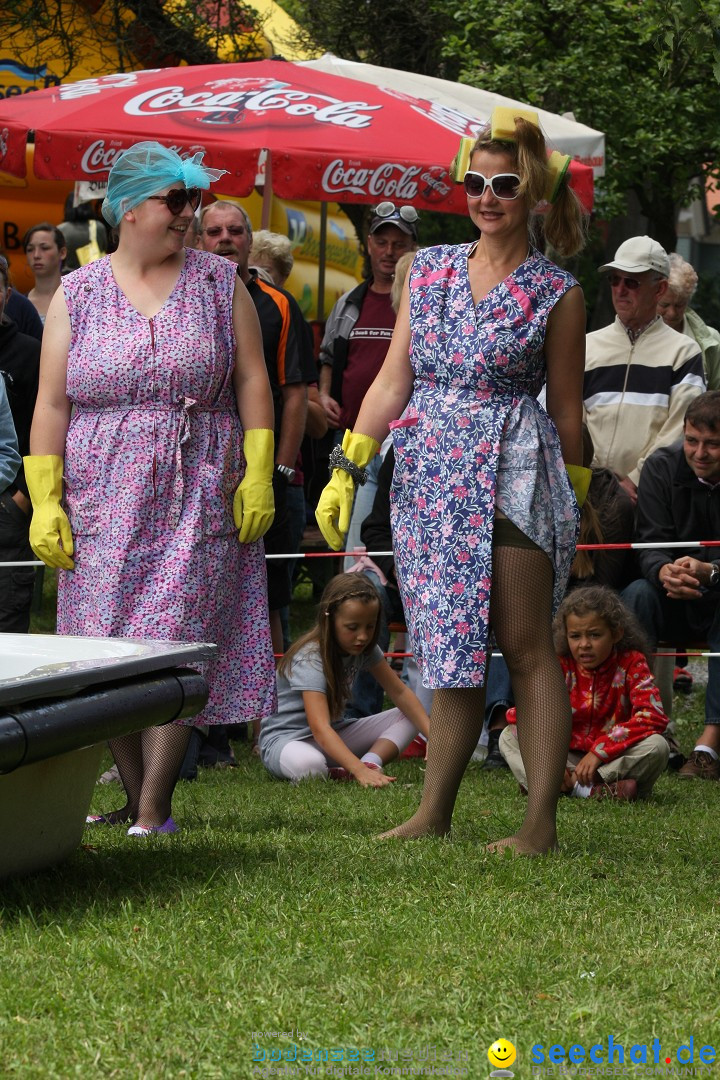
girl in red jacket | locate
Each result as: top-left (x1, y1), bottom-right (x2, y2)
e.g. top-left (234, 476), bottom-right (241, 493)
top-left (500, 586), bottom-right (669, 801)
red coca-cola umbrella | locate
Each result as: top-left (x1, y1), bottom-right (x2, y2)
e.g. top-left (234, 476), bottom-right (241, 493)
top-left (0, 60), bottom-right (594, 213)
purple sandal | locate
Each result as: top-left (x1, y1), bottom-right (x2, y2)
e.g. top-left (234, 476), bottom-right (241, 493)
top-left (126, 817), bottom-right (178, 836)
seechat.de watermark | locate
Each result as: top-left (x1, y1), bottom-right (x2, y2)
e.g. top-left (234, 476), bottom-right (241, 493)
top-left (530, 1036), bottom-right (716, 1075)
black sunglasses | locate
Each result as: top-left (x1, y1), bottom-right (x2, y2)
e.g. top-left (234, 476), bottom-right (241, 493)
top-left (463, 171), bottom-right (521, 200)
top-left (147, 188), bottom-right (202, 215)
top-left (608, 274), bottom-right (642, 291)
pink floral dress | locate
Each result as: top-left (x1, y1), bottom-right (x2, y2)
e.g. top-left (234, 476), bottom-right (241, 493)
top-left (390, 244), bottom-right (581, 689)
top-left (58, 249), bottom-right (276, 724)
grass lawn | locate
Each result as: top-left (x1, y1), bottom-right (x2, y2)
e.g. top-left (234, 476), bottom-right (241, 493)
top-left (3, 578), bottom-right (718, 1077)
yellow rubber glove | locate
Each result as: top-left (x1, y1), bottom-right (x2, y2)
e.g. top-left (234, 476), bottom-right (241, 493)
top-left (566, 464), bottom-right (592, 508)
top-left (315, 430), bottom-right (380, 550)
top-left (233, 428), bottom-right (275, 544)
top-left (24, 454), bottom-right (75, 570)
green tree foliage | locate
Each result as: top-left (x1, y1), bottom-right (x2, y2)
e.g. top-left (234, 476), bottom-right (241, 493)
top-left (281, 0), bottom-right (461, 78)
top-left (445, 0), bottom-right (720, 250)
top-left (0, 0), bottom-right (269, 82)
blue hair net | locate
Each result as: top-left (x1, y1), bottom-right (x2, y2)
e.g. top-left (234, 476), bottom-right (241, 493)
top-left (101, 141), bottom-right (226, 227)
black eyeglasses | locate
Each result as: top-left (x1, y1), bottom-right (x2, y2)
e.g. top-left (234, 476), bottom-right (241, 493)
top-left (608, 274), bottom-right (644, 290)
top-left (373, 201), bottom-right (419, 223)
top-left (463, 171), bottom-right (521, 200)
top-left (147, 188), bottom-right (202, 216)
top-left (203, 224), bottom-right (246, 238)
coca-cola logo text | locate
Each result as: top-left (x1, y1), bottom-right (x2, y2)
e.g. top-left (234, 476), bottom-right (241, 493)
top-left (380, 88), bottom-right (481, 139)
top-left (59, 72), bottom-right (151, 100)
top-left (79, 139), bottom-right (207, 175)
top-left (323, 160), bottom-right (421, 199)
top-left (410, 100), bottom-right (480, 139)
top-left (419, 167), bottom-right (452, 198)
top-left (124, 84), bottom-right (381, 129)
top-left (322, 159), bottom-right (453, 204)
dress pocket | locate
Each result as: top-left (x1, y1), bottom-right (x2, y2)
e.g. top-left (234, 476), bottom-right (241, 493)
top-left (389, 411), bottom-right (419, 464)
top-left (201, 462), bottom-right (236, 536)
top-left (65, 486), bottom-right (103, 536)
top-left (389, 414), bottom-right (419, 431)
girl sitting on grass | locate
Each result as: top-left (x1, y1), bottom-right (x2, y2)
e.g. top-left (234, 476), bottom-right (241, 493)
top-left (500, 586), bottom-right (669, 801)
top-left (259, 573), bottom-right (430, 785)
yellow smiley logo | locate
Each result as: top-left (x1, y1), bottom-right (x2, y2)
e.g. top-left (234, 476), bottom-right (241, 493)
top-left (488, 1039), bottom-right (517, 1069)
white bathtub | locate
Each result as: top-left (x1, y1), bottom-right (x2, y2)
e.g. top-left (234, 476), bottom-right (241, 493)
top-left (0, 633), bottom-right (216, 706)
top-left (0, 634), bottom-right (144, 678)
top-left (0, 634), bottom-right (215, 878)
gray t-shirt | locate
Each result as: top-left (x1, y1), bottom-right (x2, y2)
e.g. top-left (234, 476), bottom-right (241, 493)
top-left (259, 640), bottom-right (384, 777)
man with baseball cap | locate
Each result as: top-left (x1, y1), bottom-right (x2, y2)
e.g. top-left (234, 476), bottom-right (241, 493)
top-left (584, 235), bottom-right (705, 503)
top-left (318, 202), bottom-right (419, 436)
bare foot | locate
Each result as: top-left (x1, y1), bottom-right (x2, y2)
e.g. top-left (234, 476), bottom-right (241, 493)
top-left (376, 813), bottom-right (450, 840)
top-left (486, 833), bottom-right (559, 857)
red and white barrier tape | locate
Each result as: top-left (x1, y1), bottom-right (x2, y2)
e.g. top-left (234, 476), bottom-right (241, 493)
top-left (3, 537), bottom-right (720, 568)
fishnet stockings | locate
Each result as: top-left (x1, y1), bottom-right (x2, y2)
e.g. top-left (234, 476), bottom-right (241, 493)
top-left (105, 724), bottom-right (192, 828)
top-left (377, 686), bottom-right (485, 839)
top-left (379, 545), bottom-right (571, 855)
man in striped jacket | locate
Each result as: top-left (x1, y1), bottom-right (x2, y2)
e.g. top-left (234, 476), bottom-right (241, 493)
top-left (584, 236), bottom-right (705, 505)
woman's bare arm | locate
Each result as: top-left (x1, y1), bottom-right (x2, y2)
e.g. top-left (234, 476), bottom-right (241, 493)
top-left (544, 285), bottom-right (586, 467)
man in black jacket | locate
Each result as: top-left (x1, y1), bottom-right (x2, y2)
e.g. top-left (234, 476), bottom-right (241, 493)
top-left (198, 201), bottom-right (309, 657)
top-left (623, 391), bottom-right (720, 779)
top-left (0, 254), bottom-right (41, 631)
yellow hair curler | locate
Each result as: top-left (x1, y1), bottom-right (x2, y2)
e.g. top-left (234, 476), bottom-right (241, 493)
top-left (450, 136), bottom-right (476, 182)
top-left (490, 105), bottom-right (540, 141)
top-left (544, 150), bottom-right (572, 203)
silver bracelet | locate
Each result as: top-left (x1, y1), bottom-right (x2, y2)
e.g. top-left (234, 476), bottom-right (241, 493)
top-left (328, 444), bottom-right (367, 486)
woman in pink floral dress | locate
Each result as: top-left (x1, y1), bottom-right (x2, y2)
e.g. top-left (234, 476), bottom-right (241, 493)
top-left (26, 143), bottom-right (276, 836)
top-left (317, 112), bottom-right (589, 854)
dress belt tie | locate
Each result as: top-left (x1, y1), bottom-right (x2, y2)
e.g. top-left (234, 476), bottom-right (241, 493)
top-left (76, 399), bottom-right (227, 529)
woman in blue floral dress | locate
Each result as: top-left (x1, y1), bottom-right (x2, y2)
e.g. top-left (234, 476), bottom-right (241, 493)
top-left (317, 111), bottom-right (589, 855)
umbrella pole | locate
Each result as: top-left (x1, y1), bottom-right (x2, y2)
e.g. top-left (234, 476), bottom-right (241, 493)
top-left (261, 152), bottom-right (272, 230)
top-left (317, 201), bottom-right (327, 322)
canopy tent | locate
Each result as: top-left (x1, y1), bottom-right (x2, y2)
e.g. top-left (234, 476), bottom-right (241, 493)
top-left (301, 53), bottom-right (605, 179)
top-left (0, 59), bottom-right (600, 315)
top-left (0, 59), bottom-right (595, 214)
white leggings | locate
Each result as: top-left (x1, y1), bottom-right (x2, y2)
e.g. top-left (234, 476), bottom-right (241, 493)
top-left (277, 708), bottom-right (418, 781)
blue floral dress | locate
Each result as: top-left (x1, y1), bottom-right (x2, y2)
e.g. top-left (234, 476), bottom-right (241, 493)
top-left (390, 244), bottom-right (581, 689)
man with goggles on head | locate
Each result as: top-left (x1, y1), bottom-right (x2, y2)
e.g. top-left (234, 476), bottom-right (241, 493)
top-left (584, 235), bottom-right (705, 505)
